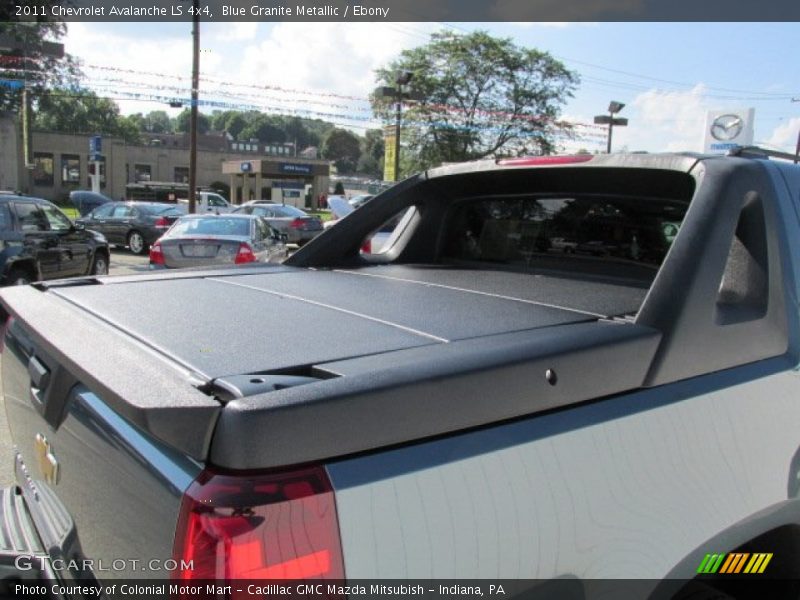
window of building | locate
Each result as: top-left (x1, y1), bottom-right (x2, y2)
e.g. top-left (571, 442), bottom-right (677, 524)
top-left (134, 164), bottom-right (152, 182)
top-left (32, 153), bottom-right (54, 186)
top-left (174, 167), bottom-right (189, 183)
top-left (60, 154), bottom-right (81, 185)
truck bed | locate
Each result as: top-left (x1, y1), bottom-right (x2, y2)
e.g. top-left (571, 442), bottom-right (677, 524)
top-left (1, 263), bottom-right (657, 467)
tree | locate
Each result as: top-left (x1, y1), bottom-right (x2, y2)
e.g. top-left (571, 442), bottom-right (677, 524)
top-left (174, 108), bottom-right (210, 135)
top-left (372, 31), bottom-right (579, 172)
top-left (144, 110), bottom-right (172, 133)
top-left (357, 129), bottom-right (385, 178)
top-left (321, 128), bottom-right (361, 174)
top-left (333, 181), bottom-right (345, 195)
top-left (0, 21), bottom-right (81, 113)
top-left (279, 116), bottom-right (320, 152)
top-left (239, 114), bottom-right (286, 144)
top-left (211, 110), bottom-right (247, 139)
top-left (35, 89), bottom-right (140, 143)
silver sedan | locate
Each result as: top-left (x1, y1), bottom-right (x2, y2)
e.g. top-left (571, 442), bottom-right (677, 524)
top-left (149, 214), bottom-right (287, 269)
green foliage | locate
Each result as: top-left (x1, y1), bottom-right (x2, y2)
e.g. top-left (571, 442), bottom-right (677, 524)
top-left (333, 181), bottom-right (345, 195)
top-left (174, 108), bottom-right (211, 135)
top-left (0, 21), bottom-right (82, 113)
top-left (372, 30), bottom-right (579, 172)
top-left (357, 129), bottom-right (385, 178)
top-left (210, 110), bottom-right (250, 140)
top-left (321, 128), bottom-right (361, 174)
top-left (144, 110), bottom-right (172, 133)
top-left (35, 89), bottom-right (140, 143)
top-left (239, 114), bottom-right (286, 144)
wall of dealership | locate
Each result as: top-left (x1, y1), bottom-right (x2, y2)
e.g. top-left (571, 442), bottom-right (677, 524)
top-left (0, 115), bottom-right (330, 205)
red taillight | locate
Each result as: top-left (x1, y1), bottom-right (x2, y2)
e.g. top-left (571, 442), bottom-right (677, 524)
top-left (496, 155), bottom-right (594, 166)
top-left (154, 217), bottom-right (171, 228)
top-left (149, 242), bottom-right (165, 265)
top-left (289, 218), bottom-right (305, 229)
top-left (360, 239), bottom-right (371, 254)
top-left (234, 243), bottom-right (256, 264)
top-left (172, 465), bottom-right (345, 584)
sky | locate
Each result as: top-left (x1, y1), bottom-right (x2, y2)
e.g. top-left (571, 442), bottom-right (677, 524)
top-left (62, 21), bottom-right (800, 155)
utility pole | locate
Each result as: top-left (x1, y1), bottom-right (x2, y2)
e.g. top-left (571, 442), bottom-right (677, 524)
top-left (594, 101), bottom-right (628, 154)
top-left (188, 1), bottom-right (200, 214)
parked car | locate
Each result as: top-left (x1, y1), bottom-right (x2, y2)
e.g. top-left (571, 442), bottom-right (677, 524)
top-left (149, 213), bottom-right (287, 269)
top-left (232, 201), bottom-right (323, 244)
top-left (0, 193), bottom-right (109, 285)
top-left (68, 190), bottom-right (113, 217)
top-left (550, 236), bottom-right (578, 253)
top-left (76, 201), bottom-right (183, 255)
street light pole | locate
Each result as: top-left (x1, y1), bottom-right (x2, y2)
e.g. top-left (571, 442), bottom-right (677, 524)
top-left (375, 71), bottom-right (417, 183)
top-left (393, 71), bottom-right (413, 182)
top-left (594, 101), bottom-right (628, 154)
top-left (188, 1), bottom-right (199, 214)
top-left (394, 89), bottom-right (402, 183)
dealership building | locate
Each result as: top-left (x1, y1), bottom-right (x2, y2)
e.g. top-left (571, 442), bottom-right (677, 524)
top-left (0, 114), bottom-right (331, 206)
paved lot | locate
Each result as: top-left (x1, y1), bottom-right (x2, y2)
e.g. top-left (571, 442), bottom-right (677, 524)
top-left (108, 247), bottom-right (151, 276)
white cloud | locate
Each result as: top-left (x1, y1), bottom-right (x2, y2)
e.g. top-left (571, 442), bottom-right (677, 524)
top-left (222, 23), bottom-right (259, 42)
top-left (764, 117), bottom-right (800, 153)
top-left (613, 84), bottom-right (712, 153)
top-left (222, 23), bottom-right (422, 129)
top-left (63, 22), bottom-right (430, 129)
top-left (236, 23), bottom-right (414, 99)
top-left (64, 22), bottom-right (209, 116)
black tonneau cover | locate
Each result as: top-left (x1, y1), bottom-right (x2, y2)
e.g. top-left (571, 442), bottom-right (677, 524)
top-left (45, 267), bottom-right (622, 379)
top-left (0, 264), bottom-right (652, 462)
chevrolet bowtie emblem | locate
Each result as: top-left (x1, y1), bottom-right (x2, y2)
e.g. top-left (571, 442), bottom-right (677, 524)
top-left (34, 433), bottom-right (59, 485)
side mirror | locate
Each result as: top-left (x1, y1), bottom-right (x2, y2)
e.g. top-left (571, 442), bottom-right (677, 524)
top-left (72, 222), bottom-right (86, 231)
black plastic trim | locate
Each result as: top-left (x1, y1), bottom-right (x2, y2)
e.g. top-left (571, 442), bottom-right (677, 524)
top-left (209, 321), bottom-right (661, 469)
top-left (637, 158), bottom-right (793, 385)
top-left (0, 286), bottom-right (220, 460)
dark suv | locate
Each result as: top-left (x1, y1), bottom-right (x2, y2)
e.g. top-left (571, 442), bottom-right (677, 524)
top-left (0, 194), bottom-right (110, 285)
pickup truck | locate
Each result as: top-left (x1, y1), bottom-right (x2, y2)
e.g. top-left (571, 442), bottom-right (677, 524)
top-left (1, 149), bottom-right (799, 599)
top-left (177, 191), bottom-right (234, 214)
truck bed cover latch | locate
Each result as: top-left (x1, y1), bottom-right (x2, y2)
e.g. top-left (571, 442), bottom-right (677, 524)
top-left (209, 373), bottom-right (323, 402)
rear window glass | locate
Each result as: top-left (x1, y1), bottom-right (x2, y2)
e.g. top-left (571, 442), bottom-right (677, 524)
top-left (138, 204), bottom-right (184, 216)
top-left (168, 217), bottom-right (251, 237)
top-left (271, 205), bottom-right (307, 218)
top-left (442, 195), bottom-right (689, 281)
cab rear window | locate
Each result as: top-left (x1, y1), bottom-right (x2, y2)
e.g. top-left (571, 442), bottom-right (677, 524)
top-left (442, 194), bottom-right (689, 282)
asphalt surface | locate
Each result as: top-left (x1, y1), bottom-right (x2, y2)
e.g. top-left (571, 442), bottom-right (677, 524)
top-left (0, 249), bottom-right (150, 489)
